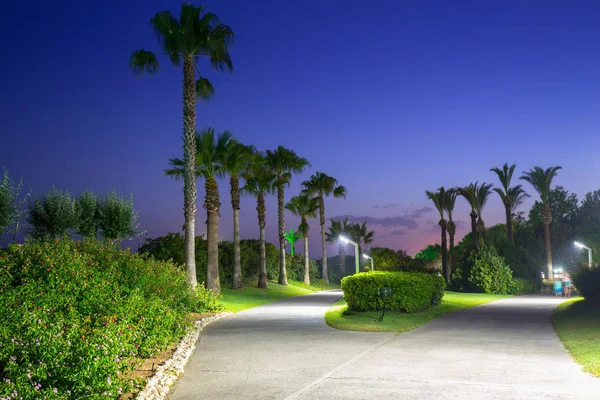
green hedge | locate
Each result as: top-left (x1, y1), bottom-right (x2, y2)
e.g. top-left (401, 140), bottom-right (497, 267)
top-left (572, 266), bottom-right (600, 303)
top-left (341, 271), bottom-right (445, 312)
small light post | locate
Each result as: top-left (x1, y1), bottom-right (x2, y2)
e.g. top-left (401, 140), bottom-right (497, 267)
top-left (574, 241), bottom-right (592, 268)
top-left (340, 236), bottom-right (360, 274)
top-left (363, 253), bottom-right (374, 271)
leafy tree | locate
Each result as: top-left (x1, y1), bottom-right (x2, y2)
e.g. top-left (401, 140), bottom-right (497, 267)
top-left (491, 163), bottom-right (528, 243)
top-left (166, 128), bottom-right (234, 294)
top-left (575, 190), bottom-right (600, 266)
top-left (467, 244), bottom-right (514, 294)
top-left (98, 191), bottom-right (138, 244)
top-left (265, 146), bottom-right (310, 285)
top-left (222, 141), bottom-right (254, 289)
top-left (285, 193), bottom-right (319, 284)
top-left (444, 189), bottom-right (458, 283)
top-left (77, 190), bottom-right (100, 239)
top-left (521, 166), bottom-right (562, 279)
top-left (27, 188), bottom-right (79, 239)
top-left (130, 3), bottom-right (234, 288)
top-left (284, 229), bottom-right (301, 256)
top-left (457, 183), bottom-right (480, 250)
top-left (325, 217), bottom-right (352, 276)
top-left (348, 222), bottom-right (374, 269)
top-left (0, 169), bottom-right (24, 239)
top-left (426, 187), bottom-right (448, 280)
top-left (369, 247), bottom-right (412, 271)
top-left (415, 244), bottom-right (442, 263)
top-left (301, 171), bottom-right (347, 283)
top-left (242, 153), bottom-right (276, 288)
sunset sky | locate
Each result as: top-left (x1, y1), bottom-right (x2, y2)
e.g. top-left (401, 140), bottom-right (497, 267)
top-left (2, 0), bottom-right (600, 255)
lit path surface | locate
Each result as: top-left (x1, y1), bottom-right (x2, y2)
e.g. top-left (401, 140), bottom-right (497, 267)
top-left (170, 293), bottom-right (600, 400)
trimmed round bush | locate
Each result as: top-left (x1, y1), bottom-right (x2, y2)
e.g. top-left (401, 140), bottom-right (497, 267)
top-left (572, 265), bottom-right (600, 303)
top-left (341, 271), bottom-right (445, 313)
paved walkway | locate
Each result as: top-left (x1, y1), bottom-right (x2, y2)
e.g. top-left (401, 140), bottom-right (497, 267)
top-left (170, 292), bottom-right (600, 400)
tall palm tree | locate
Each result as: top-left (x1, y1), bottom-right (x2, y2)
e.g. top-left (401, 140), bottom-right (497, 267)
top-left (301, 172), bottom-right (347, 284)
top-left (349, 222), bottom-right (375, 269)
top-left (242, 153), bottom-right (276, 289)
top-left (265, 146), bottom-right (310, 285)
top-left (426, 188), bottom-right (448, 279)
top-left (491, 163), bottom-right (527, 244)
top-left (457, 183), bottom-right (479, 249)
top-left (444, 189), bottom-right (458, 284)
top-left (166, 128), bottom-right (233, 294)
top-left (285, 194), bottom-right (319, 284)
top-left (475, 183), bottom-right (493, 244)
top-left (131, 4), bottom-right (234, 288)
top-left (222, 142), bottom-right (254, 289)
top-left (520, 166), bottom-right (562, 279)
top-left (326, 217), bottom-right (351, 276)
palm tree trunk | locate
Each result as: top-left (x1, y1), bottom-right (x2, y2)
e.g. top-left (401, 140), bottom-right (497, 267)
top-left (182, 57), bottom-right (198, 287)
top-left (505, 204), bottom-right (514, 244)
top-left (304, 235), bottom-right (310, 285)
top-left (440, 219), bottom-right (448, 278)
top-left (277, 185), bottom-right (288, 285)
top-left (544, 221), bottom-right (553, 279)
top-left (231, 175), bottom-right (242, 290)
top-left (470, 210), bottom-right (478, 250)
top-left (339, 244), bottom-right (345, 278)
top-left (258, 193), bottom-right (268, 289)
top-left (205, 178), bottom-right (221, 294)
top-left (477, 218), bottom-right (485, 246)
top-left (319, 196), bottom-right (328, 283)
top-left (358, 243), bottom-right (362, 271)
top-left (447, 223), bottom-right (455, 285)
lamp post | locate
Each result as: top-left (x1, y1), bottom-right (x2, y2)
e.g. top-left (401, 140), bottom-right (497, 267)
top-left (363, 253), bottom-right (374, 271)
top-left (574, 241), bottom-right (593, 268)
top-left (340, 235), bottom-right (360, 274)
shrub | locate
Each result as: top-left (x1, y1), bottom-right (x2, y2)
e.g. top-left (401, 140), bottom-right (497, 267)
top-left (27, 188), bottom-right (79, 239)
top-left (456, 244), bottom-right (514, 294)
top-left (282, 254), bottom-right (319, 282)
top-left (0, 239), bottom-right (220, 398)
top-left (508, 277), bottom-right (539, 295)
top-left (76, 190), bottom-right (100, 239)
top-left (341, 271), bottom-right (445, 312)
top-left (572, 265), bottom-right (600, 303)
top-left (0, 169), bottom-right (24, 237)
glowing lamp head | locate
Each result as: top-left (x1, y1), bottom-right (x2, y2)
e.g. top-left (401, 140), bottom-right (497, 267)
top-left (339, 236), bottom-right (350, 243)
top-left (574, 241), bottom-right (584, 248)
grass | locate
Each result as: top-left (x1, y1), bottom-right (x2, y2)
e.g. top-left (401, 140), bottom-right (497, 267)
top-left (553, 297), bottom-right (600, 377)
top-left (219, 279), bottom-right (338, 313)
top-left (325, 291), bottom-right (512, 333)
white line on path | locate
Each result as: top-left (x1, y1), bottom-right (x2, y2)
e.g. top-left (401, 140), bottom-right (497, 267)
top-left (282, 334), bottom-right (396, 400)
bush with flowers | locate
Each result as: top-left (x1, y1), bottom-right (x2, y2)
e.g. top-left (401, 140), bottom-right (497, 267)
top-left (0, 239), bottom-right (220, 399)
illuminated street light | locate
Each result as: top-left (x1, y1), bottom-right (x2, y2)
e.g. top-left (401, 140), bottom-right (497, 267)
top-left (339, 236), bottom-right (360, 274)
top-left (363, 253), bottom-right (374, 271)
top-left (574, 241), bottom-right (592, 268)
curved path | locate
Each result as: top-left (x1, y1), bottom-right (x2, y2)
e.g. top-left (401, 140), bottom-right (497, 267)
top-left (170, 292), bottom-right (600, 400)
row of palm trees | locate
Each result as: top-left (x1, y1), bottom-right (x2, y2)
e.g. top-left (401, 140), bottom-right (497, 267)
top-left (165, 127), bottom-right (348, 293)
top-left (427, 164), bottom-right (561, 283)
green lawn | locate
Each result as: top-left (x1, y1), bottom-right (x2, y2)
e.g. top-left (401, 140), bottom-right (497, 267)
top-left (220, 280), bottom-right (338, 312)
top-left (553, 297), bottom-right (600, 377)
top-left (325, 291), bottom-right (512, 333)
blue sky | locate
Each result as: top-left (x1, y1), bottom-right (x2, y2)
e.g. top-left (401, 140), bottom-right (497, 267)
top-left (2, 0), bottom-right (600, 255)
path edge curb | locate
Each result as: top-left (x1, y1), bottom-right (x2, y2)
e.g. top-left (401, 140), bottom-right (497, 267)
top-left (135, 311), bottom-right (233, 399)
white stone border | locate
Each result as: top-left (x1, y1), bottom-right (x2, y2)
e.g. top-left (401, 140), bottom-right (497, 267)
top-left (135, 312), bottom-right (232, 400)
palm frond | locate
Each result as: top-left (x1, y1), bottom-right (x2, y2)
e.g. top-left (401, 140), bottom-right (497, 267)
top-left (129, 50), bottom-right (159, 75)
top-left (520, 166), bottom-right (562, 204)
top-left (196, 77), bottom-right (215, 100)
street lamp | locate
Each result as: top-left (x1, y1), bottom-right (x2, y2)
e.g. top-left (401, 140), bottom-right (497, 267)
top-left (340, 235), bottom-right (360, 274)
top-left (574, 241), bottom-right (592, 268)
top-left (363, 253), bottom-right (374, 271)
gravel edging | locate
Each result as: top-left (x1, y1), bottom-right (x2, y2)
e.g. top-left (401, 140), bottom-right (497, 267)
top-left (135, 312), bottom-right (232, 400)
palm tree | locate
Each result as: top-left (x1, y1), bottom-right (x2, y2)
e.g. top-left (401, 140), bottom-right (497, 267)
top-left (166, 128), bottom-right (233, 294)
top-left (520, 166), bottom-right (562, 279)
top-left (222, 142), bottom-right (254, 289)
top-left (491, 163), bottom-right (527, 244)
top-left (265, 146), bottom-right (310, 285)
top-left (426, 188), bottom-right (448, 280)
top-left (444, 189), bottom-right (458, 284)
top-left (284, 230), bottom-right (302, 256)
top-left (301, 172), bottom-right (347, 284)
top-left (457, 183), bottom-right (480, 250)
top-left (131, 4), bottom-right (234, 288)
top-left (326, 217), bottom-right (351, 276)
top-left (475, 183), bottom-right (493, 244)
top-left (509, 186), bottom-right (530, 217)
top-left (349, 222), bottom-right (375, 269)
top-left (285, 194), bottom-right (319, 284)
top-left (242, 153), bottom-right (276, 289)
